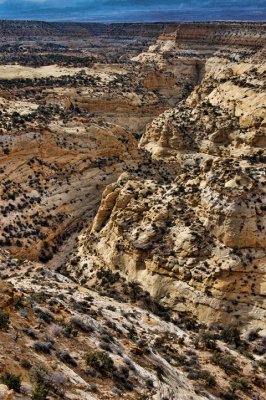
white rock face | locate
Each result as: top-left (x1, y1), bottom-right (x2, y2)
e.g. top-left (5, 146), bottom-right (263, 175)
top-left (73, 53), bottom-right (266, 331)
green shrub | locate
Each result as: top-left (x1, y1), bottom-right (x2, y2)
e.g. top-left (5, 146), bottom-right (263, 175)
top-left (12, 295), bottom-right (25, 309)
top-left (211, 352), bottom-right (240, 374)
top-left (128, 281), bottom-right (142, 301)
top-left (238, 346), bottom-right (254, 360)
top-left (196, 332), bottom-right (217, 350)
top-left (221, 328), bottom-right (241, 347)
top-left (32, 383), bottom-right (48, 400)
top-left (229, 376), bottom-right (251, 393)
top-left (0, 372), bottom-right (21, 392)
top-left (29, 365), bottom-right (50, 400)
top-left (29, 365), bottom-right (50, 386)
top-left (258, 360), bottom-right (266, 373)
top-left (85, 351), bottom-right (114, 375)
top-left (199, 370), bottom-right (216, 387)
top-left (0, 309), bottom-right (10, 329)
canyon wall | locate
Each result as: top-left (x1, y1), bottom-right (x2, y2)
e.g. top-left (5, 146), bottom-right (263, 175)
top-left (67, 29), bottom-right (266, 331)
top-left (0, 22), bottom-right (265, 331)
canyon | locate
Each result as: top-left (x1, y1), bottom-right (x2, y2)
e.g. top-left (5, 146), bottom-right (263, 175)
top-left (0, 21), bottom-right (265, 400)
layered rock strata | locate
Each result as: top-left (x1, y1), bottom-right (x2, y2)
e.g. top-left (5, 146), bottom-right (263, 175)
top-left (69, 49), bottom-right (266, 331)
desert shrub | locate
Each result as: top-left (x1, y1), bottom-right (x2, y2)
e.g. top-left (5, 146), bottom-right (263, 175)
top-left (23, 327), bottom-right (38, 339)
top-left (33, 341), bottom-right (52, 354)
top-left (221, 328), bottom-right (241, 347)
top-left (29, 364), bottom-right (65, 398)
top-left (179, 316), bottom-right (199, 332)
top-left (32, 384), bottom-right (48, 400)
top-left (222, 392), bottom-right (238, 400)
top-left (89, 383), bottom-right (98, 392)
top-left (229, 376), bottom-right (251, 393)
top-left (29, 365), bottom-right (50, 400)
top-left (20, 383), bottom-right (32, 396)
top-left (85, 351), bottom-right (114, 375)
top-left (258, 359), bottom-right (266, 373)
top-left (56, 350), bottom-right (77, 367)
top-left (50, 372), bottom-right (66, 387)
top-left (20, 359), bottom-right (32, 369)
top-left (71, 316), bottom-right (94, 333)
top-left (49, 324), bottom-right (64, 337)
top-left (199, 370), bottom-right (216, 387)
top-left (12, 295), bottom-right (25, 309)
top-left (195, 332), bottom-right (217, 350)
top-left (49, 372), bottom-right (66, 397)
top-left (61, 321), bottom-right (78, 338)
top-left (112, 364), bottom-right (134, 390)
top-left (211, 352), bottom-right (240, 374)
top-left (0, 372), bottom-right (21, 392)
top-left (19, 308), bottom-right (29, 320)
top-left (33, 307), bottom-right (53, 324)
top-left (238, 346), bottom-right (254, 359)
top-left (187, 369), bottom-right (215, 386)
top-left (0, 309), bottom-right (10, 329)
top-left (128, 281), bottom-right (142, 302)
top-left (247, 329), bottom-right (259, 342)
top-left (253, 339), bottom-right (266, 355)
top-left (174, 354), bottom-right (187, 366)
top-left (29, 365), bottom-right (49, 386)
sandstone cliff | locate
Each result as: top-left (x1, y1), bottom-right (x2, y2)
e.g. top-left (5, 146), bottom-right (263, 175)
top-left (70, 45), bottom-right (266, 332)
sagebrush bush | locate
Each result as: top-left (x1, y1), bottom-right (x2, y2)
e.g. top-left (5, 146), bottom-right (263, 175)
top-left (49, 324), bottom-right (64, 337)
top-left (29, 365), bottom-right (50, 400)
top-left (32, 383), bottom-right (48, 400)
top-left (50, 372), bottom-right (66, 387)
top-left (211, 352), bottom-right (240, 374)
top-left (20, 383), bottom-right (32, 397)
top-left (221, 328), bottom-right (241, 347)
top-left (230, 376), bottom-right (251, 393)
top-left (199, 370), bottom-right (216, 387)
top-left (0, 372), bottom-right (21, 392)
top-left (12, 295), bottom-right (25, 309)
top-left (29, 365), bottom-right (49, 386)
top-left (0, 309), bottom-right (10, 329)
top-left (85, 351), bottom-right (114, 375)
top-left (56, 350), bottom-right (77, 367)
top-left (33, 341), bottom-right (52, 354)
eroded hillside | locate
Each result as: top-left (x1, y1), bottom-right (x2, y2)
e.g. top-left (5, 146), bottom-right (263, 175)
top-left (0, 21), bottom-right (265, 400)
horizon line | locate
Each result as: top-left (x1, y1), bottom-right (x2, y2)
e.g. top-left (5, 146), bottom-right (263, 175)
top-left (0, 18), bottom-right (265, 23)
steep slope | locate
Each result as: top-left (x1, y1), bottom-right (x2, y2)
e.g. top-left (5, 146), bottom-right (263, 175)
top-left (69, 52), bottom-right (266, 331)
top-left (0, 250), bottom-right (214, 400)
top-left (0, 117), bottom-right (139, 262)
top-left (2, 248), bottom-right (266, 400)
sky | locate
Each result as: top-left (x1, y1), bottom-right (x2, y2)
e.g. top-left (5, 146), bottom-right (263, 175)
top-left (0, 0), bottom-right (265, 22)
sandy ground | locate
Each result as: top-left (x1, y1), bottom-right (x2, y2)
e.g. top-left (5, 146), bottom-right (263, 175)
top-left (0, 97), bottom-right (38, 115)
top-left (0, 64), bottom-right (129, 81)
top-left (0, 65), bottom-right (92, 79)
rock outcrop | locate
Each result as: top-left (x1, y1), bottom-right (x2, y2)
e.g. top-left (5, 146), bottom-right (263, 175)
top-left (70, 37), bottom-right (266, 331)
top-left (0, 117), bottom-right (140, 261)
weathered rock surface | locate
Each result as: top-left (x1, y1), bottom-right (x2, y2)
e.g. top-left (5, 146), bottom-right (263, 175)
top-left (0, 118), bottom-right (140, 262)
top-left (70, 33), bottom-right (266, 331)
